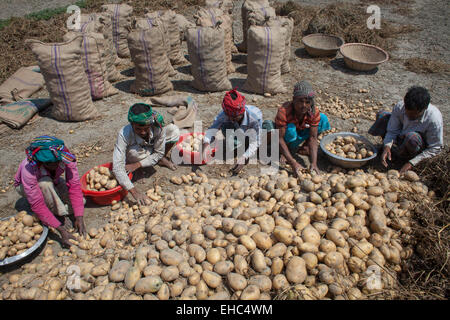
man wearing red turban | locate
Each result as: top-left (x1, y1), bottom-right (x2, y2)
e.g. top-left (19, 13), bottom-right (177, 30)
top-left (203, 89), bottom-right (263, 174)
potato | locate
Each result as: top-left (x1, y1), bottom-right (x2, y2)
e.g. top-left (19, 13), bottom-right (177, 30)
top-left (351, 239), bottom-right (374, 259)
top-left (135, 276), bottom-right (163, 294)
top-left (404, 171), bottom-right (420, 182)
top-left (214, 261), bottom-right (234, 275)
top-left (302, 225), bottom-right (321, 246)
top-left (301, 253), bottom-right (318, 270)
top-left (22, 215), bottom-right (34, 227)
top-left (273, 227), bottom-right (294, 245)
top-left (324, 252), bottom-right (345, 269)
top-left (326, 228), bottom-right (346, 247)
top-left (208, 291), bottom-right (230, 300)
top-left (249, 275), bottom-right (272, 292)
top-left (202, 271), bottom-right (222, 289)
top-left (161, 266), bottom-right (180, 282)
top-left (196, 280), bottom-right (209, 300)
top-left (266, 243), bottom-right (287, 259)
top-left (125, 267), bottom-right (142, 290)
top-left (206, 248), bottom-right (221, 264)
top-left (240, 285), bottom-right (260, 300)
top-left (298, 242), bottom-right (319, 254)
top-left (100, 283), bottom-right (116, 300)
top-left (160, 249), bottom-right (184, 266)
top-left (331, 218), bottom-right (350, 231)
top-left (272, 274), bottom-right (290, 291)
top-left (109, 260), bottom-right (131, 282)
top-left (188, 244), bottom-right (206, 263)
top-left (234, 255), bottom-right (248, 275)
top-left (91, 262), bottom-right (110, 277)
top-left (252, 232), bottom-right (273, 249)
top-left (232, 223), bottom-right (248, 237)
top-left (227, 272), bottom-right (247, 291)
top-left (251, 250), bottom-right (266, 273)
top-left (239, 234), bottom-right (257, 252)
top-left (295, 214), bottom-right (310, 231)
top-left (368, 205), bottom-right (387, 234)
top-left (286, 257), bottom-right (307, 284)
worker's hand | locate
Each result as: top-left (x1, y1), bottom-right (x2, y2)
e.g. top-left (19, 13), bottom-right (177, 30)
top-left (310, 163), bottom-right (320, 175)
top-left (381, 146), bottom-right (392, 167)
top-left (125, 162), bottom-right (141, 174)
top-left (399, 162), bottom-right (413, 175)
top-left (231, 163), bottom-right (245, 175)
top-left (292, 161), bottom-right (305, 178)
top-left (74, 216), bottom-right (86, 237)
top-left (56, 226), bottom-right (76, 248)
top-left (129, 187), bottom-right (150, 206)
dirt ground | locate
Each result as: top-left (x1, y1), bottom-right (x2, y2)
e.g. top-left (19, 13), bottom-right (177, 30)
top-left (0, 0), bottom-right (448, 278)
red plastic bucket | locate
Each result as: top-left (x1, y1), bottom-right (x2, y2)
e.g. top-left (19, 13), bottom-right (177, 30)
top-left (80, 162), bottom-right (132, 206)
top-left (175, 132), bottom-right (216, 165)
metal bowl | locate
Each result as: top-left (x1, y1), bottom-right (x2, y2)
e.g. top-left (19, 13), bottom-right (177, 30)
top-left (320, 132), bottom-right (378, 168)
top-left (0, 214), bottom-right (48, 267)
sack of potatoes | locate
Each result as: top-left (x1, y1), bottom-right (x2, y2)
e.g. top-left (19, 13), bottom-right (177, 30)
top-left (0, 211), bottom-right (43, 260)
top-left (86, 166), bottom-right (118, 191)
top-left (180, 133), bottom-right (205, 153)
top-left (325, 135), bottom-right (374, 160)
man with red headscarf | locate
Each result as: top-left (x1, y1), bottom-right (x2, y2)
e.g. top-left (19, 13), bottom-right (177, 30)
top-left (202, 89), bottom-right (263, 174)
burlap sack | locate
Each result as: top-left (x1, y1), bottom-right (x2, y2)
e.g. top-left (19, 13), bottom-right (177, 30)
top-left (175, 14), bottom-right (195, 41)
top-left (128, 29), bottom-right (173, 96)
top-left (186, 26), bottom-right (232, 92)
top-left (102, 4), bottom-right (133, 58)
top-left (0, 66), bottom-right (44, 105)
top-left (147, 10), bottom-right (187, 66)
top-left (149, 95), bottom-right (198, 129)
top-left (0, 99), bottom-right (51, 129)
top-left (64, 31), bottom-right (119, 100)
top-left (205, 0), bottom-right (237, 52)
top-left (238, 0), bottom-right (275, 53)
top-left (26, 37), bottom-right (99, 121)
top-left (194, 8), bottom-right (235, 74)
top-left (266, 16), bottom-right (294, 74)
top-left (78, 13), bottom-right (122, 81)
top-left (243, 26), bottom-right (287, 95)
top-left (134, 17), bottom-right (177, 77)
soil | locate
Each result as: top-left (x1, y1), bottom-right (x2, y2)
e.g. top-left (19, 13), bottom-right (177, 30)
top-left (0, 0), bottom-right (448, 277)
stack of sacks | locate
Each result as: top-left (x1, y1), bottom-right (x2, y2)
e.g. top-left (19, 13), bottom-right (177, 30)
top-left (133, 17), bottom-right (177, 77)
top-left (101, 4), bottom-right (133, 58)
top-left (243, 25), bottom-right (287, 95)
top-left (77, 13), bottom-right (123, 81)
top-left (186, 26), bottom-right (232, 92)
top-left (205, 0), bottom-right (238, 53)
top-left (63, 31), bottom-right (119, 100)
top-left (26, 37), bottom-right (100, 121)
top-left (127, 28), bottom-right (173, 96)
top-left (147, 10), bottom-right (187, 66)
top-left (238, 0), bottom-right (275, 53)
top-left (194, 7), bottom-right (235, 73)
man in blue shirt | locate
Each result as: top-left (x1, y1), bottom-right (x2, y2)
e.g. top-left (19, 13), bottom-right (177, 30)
top-left (202, 89), bottom-right (263, 175)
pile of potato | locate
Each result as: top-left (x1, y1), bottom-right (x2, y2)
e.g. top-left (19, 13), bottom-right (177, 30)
top-left (316, 95), bottom-right (380, 121)
top-left (325, 135), bottom-right (374, 159)
top-left (86, 166), bottom-right (118, 191)
top-left (180, 133), bottom-right (205, 153)
top-left (0, 167), bottom-right (431, 300)
top-left (0, 211), bottom-right (43, 260)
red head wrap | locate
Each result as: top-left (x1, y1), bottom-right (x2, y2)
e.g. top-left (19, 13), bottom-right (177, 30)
top-left (222, 89), bottom-right (246, 117)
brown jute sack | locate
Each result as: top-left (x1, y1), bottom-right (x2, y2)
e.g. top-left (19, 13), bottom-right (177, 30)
top-left (101, 4), bottom-right (133, 58)
top-left (63, 32), bottom-right (119, 99)
top-left (26, 37), bottom-right (99, 121)
top-left (243, 26), bottom-right (287, 95)
top-left (128, 29), bottom-right (173, 96)
top-left (186, 26), bottom-right (232, 92)
top-left (78, 13), bottom-right (122, 81)
top-left (147, 10), bottom-right (187, 66)
top-left (134, 17), bottom-right (177, 77)
top-left (238, 0), bottom-right (275, 53)
top-left (265, 16), bottom-right (294, 74)
top-left (205, 0), bottom-right (237, 53)
top-left (194, 8), bottom-right (235, 74)
top-left (175, 14), bottom-right (195, 41)
top-left (0, 66), bottom-right (44, 105)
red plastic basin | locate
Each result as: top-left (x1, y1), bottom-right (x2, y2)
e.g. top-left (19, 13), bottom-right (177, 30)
top-left (80, 162), bottom-right (132, 206)
top-left (176, 132), bottom-right (216, 165)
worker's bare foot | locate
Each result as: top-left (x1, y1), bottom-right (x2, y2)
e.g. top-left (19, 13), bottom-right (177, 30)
top-left (158, 156), bottom-right (177, 171)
